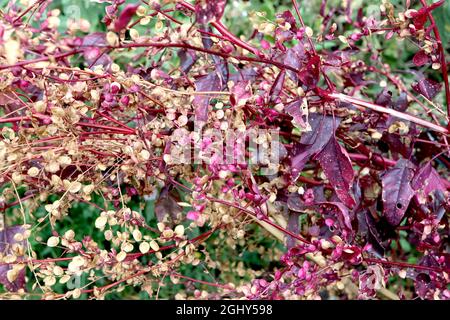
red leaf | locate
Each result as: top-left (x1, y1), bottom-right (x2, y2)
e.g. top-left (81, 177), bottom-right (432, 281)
top-left (316, 137), bottom-right (356, 208)
top-left (195, 0), bottom-right (227, 24)
top-left (381, 159), bottom-right (415, 226)
top-left (412, 78), bottom-right (441, 100)
top-left (412, 50), bottom-right (429, 67)
top-left (411, 162), bottom-right (445, 203)
top-left (298, 55), bottom-right (321, 89)
top-left (410, 0), bottom-right (444, 29)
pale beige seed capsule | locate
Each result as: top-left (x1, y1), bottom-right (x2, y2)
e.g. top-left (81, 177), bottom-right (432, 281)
top-left (122, 242), bottom-right (134, 253)
top-left (27, 167), bottom-right (39, 177)
top-left (44, 276), bottom-right (56, 287)
top-left (338, 35), bottom-right (348, 44)
top-left (13, 233), bottom-right (24, 242)
top-left (79, 19), bottom-right (91, 33)
top-left (60, 275), bottom-right (71, 284)
top-left (177, 115), bottom-right (188, 126)
top-left (7, 269), bottom-right (18, 283)
top-left (5, 39), bottom-right (20, 65)
top-left (149, 240), bottom-right (160, 251)
top-left (432, 63), bottom-right (441, 70)
top-left (106, 32), bottom-right (119, 46)
top-left (140, 17), bottom-right (150, 25)
top-left (104, 230), bottom-right (113, 241)
top-left (137, 5), bottom-right (147, 16)
top-left (139, 241), bottom-right (150, 254)
top-left (221, 215), bottom-right (232, 224)
top-left (162, 229), bottom-right (174, 238)
top-left (129, 28), bottom-right (139, 40)
top-left (95, 216), bottom-right (108, 229)
top-left (53, 266), bottom-right (64, 277)
top-left (58, 155), bottom-right (72, 165)
top-left (67, 181), bottom-right (82, 193)
top-left (111, 63), bottom-right (121, 73)
top-left (72, 288), bottom-right (81, 299)
top-left (174, 225), bottom-right (185, 237)
top-left (216, 109), bottom-right (224, 119)
top-left (64, 229), bottom-right (75, 240)
top-left (133, 229), bottom-right (142, 242)
top-left (140, 149), bottom-right (150, 161)
top-left (116, 251), bottom-right (126, 262)
top-left (47, 236), bottom-right (59, 247)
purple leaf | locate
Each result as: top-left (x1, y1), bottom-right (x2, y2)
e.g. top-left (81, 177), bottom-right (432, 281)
top-left (411, 162), bottom-right (445, 203)
top-left (195, 0), bottom-right (227, 24)
top-left (412, 50), bottom-right (429, 67)
top-left (288, 194), bottom-right (353, 231)
top-left (286, 212), bottom-right (300, 249)
top-left (291, 113), bottom-right (340, 180)
top-left (381, 159), bottom-right (415, 226)
top-left (230, 81), bottom-right (252, 106)
top-left (200, 27), bottom-right (229, 83)
top-left (178, 49), bottom-right (197, 73)
top-left (317, 202), bottom-right (353, 231)
top-left (193, 72), bottom-right (223, 123)
top-left (269, 70), bottom-right (286, 103)
top-left (412, 78), bottom-right (441, 100)
top-left (82, 33), bottom-right (112, 68)
top-left (316, 136), bottom-right (356, 208)
top-left (287, 193), bottom-right (306, 212)
top-left (155, 187), bottom-right (183, 224)
top-left (357, 211), bottom-right (385, 256)
top-left (280, 43), bottom-right (306, 81)
top-left (276, 11), bottom-right (298, 32)
top-left (394, 92), bottom-right (409, 112)
top-left (285, 98), bottom-right (308, 130)
top-left (375, 89), bottom-right (392, 107)
top-left (0, 225), bottom-right (26, 292)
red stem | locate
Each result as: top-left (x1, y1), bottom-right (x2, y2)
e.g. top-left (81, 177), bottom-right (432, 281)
top-left (0, 50), bottom-right (81, 71)
top-left (364, 257), bottom-right (449, 273)
top-left (329, 92), bottom-right (448, 134)
top-left (76, 122), bottom-right (136, 134)
top-left (171, 272), bottom-right (233, 290)
top-left (178, 0), bottom-right (263, 57)
top-left (419, 0), bottom-right (450, 124)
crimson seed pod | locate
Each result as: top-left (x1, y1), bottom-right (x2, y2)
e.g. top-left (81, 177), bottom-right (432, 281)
top-left (110, 82), bottom-right (121, 94)
top-left (120, 95), bottom-right (130, 106)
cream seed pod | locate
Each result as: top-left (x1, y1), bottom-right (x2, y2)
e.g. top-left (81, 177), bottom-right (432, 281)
top-left (149, 240), bottom-right (160, 252)
top-left (47, 236), bottom-right (59, 247)
top-left (139, 241), bottom-right (150, 254)
top-left (174, 224), bottom-right (184, 237)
